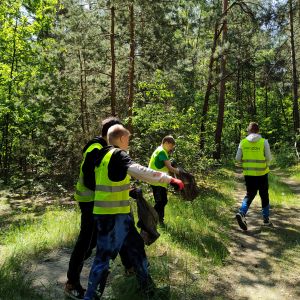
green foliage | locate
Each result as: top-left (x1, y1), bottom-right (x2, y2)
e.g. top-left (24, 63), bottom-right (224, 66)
top-left (273, 142), bottom-right (298, 168)
top-left (1, 0), bottom-right (299, 186)
top-left (131, 71), bottom-right (204, 171)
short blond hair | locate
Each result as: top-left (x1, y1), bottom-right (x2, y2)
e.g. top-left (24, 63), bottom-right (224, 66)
top-left (107, 124), bottom-right (130, 145)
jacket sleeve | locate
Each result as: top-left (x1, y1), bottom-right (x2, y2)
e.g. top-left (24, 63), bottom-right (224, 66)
top-left (82, 148), bottom-right (101, 190)
top-left (235, 142), bottom-right (242, 162)
top-left (264, 139), bottom-right (272, 164)
top-left (127, 163), bottom-right (172, 184)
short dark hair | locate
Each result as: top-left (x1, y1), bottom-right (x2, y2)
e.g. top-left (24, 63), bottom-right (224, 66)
top-left (162, 135), bottom-right (175, 145)
top-left (101, 117), bottom-right (122, 137)
top-left (247, 122), bottom-right (259, 133)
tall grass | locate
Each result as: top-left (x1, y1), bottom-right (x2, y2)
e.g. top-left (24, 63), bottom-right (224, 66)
top-left (0, 169), bottom-right (240, 299)
top-left (290, 164), bottom-right (300, 181)
top-left (126, 169), bottom-right (237, 299)
top-left (269, 173), bottom-right (300, 206)
top-left (0, 205), bottom-right (80, 299)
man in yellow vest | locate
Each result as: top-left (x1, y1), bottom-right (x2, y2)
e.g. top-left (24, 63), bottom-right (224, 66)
top-left (84, 125), bottom-right (184, 300)
top-left (65, 117), bottom-right (133, 300)
top-left (235, 122), bottom-right (272, 231)
top-left (148, 136), bottom-right (180, 224)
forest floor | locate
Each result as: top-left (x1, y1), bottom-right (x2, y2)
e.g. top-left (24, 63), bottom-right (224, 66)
top-left (201, 170), bottom-right (300, 300)
top-left (24, 171), bottom-right (300, 299)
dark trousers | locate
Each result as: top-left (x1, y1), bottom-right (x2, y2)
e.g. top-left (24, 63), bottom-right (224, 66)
top-left (67, 202), bottom-right (132, 285)
top-left (239, 174), bottom-right (270, 218)
top-left (151, 185), bottom-right (168, 222)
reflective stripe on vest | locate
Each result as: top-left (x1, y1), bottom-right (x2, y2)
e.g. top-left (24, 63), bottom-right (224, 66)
top-left (74, 143), bottom-right (102, 202)
top-left (94, 149), bottom-right (131, 215)
top-left (148, 146), bottom-right (169, 188)
top-left (241, 138), bottom-right (269, 176)
top-left (95, 184), bottom-right (131, 192)
top-left (94, 200), bottom-right (130, 208)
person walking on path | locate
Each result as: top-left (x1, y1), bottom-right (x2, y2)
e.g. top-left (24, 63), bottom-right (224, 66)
top-left (235, 122), bottom-right (272, 231)
top-left (65, 117), bottom-right (133, 300)
top-left (84, 125), bottom-right (184, 300)
top-left (148, 135), bottom-right (180, 224)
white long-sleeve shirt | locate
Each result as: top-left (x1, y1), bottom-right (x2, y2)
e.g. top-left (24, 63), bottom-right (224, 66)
top-left (128, 163), bottom-right (172, 184)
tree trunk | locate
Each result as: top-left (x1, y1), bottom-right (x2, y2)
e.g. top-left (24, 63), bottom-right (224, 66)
top-left (289, 0), bottom-right (300, 132)
top-left (253, 69), bottom-right (257, 116)
top-left (2, 19), bottom-right (18, 183)
top-left (265, 84), bottom-right (268, 118)
top-left (214, 0), bottom-right (228, 160)
top-left (235, 59), bottom-right (241, 144)
top-left (199, 21), bottom-right (219, 151)
top-left (127, 3), bottom-right (135, 133)
top-left (110, 6), bottom-right (116, 116)
top-left (280, 81), bottom-right (289, 128)
top-left (78, 49), bottom-right (86, 133)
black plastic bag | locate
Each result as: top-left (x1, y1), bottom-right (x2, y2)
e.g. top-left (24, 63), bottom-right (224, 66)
top-left (130, 188), bottom-right (160, 245)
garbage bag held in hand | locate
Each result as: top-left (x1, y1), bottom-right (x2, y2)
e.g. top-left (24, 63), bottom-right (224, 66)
top-left (133, 189), bottom-right (160, 245)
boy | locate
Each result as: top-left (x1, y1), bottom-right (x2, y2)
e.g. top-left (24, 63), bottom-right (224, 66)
top-left (148, 136), bottom-right (180, 224)
top-left (84, 125), bottom-right (183, 300)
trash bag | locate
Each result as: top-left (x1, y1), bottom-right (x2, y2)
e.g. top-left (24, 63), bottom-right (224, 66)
top-left (170, 161), bottom-right (199, 201)
top-left (177, 167), bottom-right (200, 201)
top-left (130, 188), bottom-right (160, 246)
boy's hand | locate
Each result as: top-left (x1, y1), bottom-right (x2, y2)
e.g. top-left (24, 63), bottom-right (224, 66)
top-left (170, 178), bottom-right (184, 190)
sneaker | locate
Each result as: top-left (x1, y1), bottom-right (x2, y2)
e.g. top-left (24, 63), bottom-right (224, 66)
top-left (236, 212), bottom-right (247, 231)
top-left (64, 282), bottom-right (85, 300)
top-left (124, 266), bottom-right (135, 277)
top-left (263, 217), bottom-right (272, 226)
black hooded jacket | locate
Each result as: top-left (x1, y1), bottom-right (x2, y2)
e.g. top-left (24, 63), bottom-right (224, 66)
top-left (82, 137), bottom-right (132, 190)
top-left (81, 136), bottom-right (106, 191)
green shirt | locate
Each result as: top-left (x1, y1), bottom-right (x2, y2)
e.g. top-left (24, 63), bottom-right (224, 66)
top-left (153, 148), bottom-right (169, 169)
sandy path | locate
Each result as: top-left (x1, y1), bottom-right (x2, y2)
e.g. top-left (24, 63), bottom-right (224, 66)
top-left (201, 173), bottom-right (300, 300)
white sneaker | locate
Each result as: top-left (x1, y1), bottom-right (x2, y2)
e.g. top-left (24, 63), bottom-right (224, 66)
top-left (236, 212), bottom-right (247, 231)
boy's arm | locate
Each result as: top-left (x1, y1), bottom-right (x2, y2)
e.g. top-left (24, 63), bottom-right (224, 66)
top-left (128, 164), bottom-right (183, 189)
top-left (164, 160), bottom-right (180, 175)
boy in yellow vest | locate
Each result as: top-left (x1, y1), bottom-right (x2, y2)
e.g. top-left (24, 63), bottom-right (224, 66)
top-left (65, 117), bottom-right (133, 300)
top-left (84, 125), bottom-right (184, 300)
top-left (235, 122), bottom-right (272, 231)
top-left (148, 136), bottom-right (180, 224)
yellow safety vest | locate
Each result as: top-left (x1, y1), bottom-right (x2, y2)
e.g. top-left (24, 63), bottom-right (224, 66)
top-left (74, 143), bottom-right (102, 202)
top-left (148, 146), bottom-right (169, 188)
top-left (241, 138), bottom-right (269, 176)
top-left (94, 149), bottom-right (131, 215)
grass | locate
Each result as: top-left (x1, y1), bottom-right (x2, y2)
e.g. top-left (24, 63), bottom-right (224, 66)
top-left (1, 165), bottom-right (299, 299)
top-left (290, 164), bottom-right (300, 180)
top-left (268, 173), bottom-right (300, 206)
top-left (0, 191), bottom-right (80, 300)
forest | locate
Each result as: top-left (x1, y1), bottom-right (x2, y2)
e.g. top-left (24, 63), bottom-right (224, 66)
top-left (0, 0), bottom-right (300, 299)
top-left (0, 0), bottom-right (299, 186)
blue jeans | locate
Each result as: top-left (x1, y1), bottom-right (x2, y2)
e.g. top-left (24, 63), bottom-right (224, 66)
top-left (239, 174), bottom-right (270, 218)
top-left (84, 214), bottom-right (151, 300)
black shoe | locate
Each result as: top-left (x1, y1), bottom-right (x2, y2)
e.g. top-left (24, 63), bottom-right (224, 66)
top-left (236, 212), bottom-right (247, 231)
top-left (263, 217), bottom-right (272, 226)
top-left (124, 266), bottom-right (135, 277)
top-left (64, 282), bottom-right (85, 300)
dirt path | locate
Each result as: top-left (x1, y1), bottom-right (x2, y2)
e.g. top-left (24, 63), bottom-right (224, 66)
top-left (201, 173), bottom-right (300, 300)
top-left (29, 173), bottom-right (300, 300)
